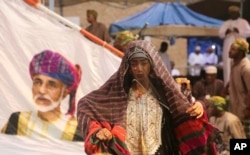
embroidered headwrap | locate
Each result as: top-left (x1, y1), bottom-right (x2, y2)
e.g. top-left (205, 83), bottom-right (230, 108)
top-left (29, 50), bottom-right (82, 116)
top-left (231, 37), bottom-right (249, 53)
top-left (78, 40), bottom-right (219, 155)
top-left (208, 96), bottom-right (226, 111)
top-left (115, 30), bottom-right (138, 47)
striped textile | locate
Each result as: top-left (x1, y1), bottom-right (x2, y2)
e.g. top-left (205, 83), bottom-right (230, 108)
top-left (84, 121), bottom-right (130, 155)
top-left (77, 40), bottom-right (219, 154)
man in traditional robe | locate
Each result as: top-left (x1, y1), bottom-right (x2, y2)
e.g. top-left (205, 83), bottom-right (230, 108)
top-left (1, 50), bottom-right (83, 141)
top-left (219, 5), bottom-right (250, 85)
top-left (207, 96), bottom-right (246, 155)
top-left (227, 37), bottom-right (250, 138)
top-left (86, 9), bottom-right (110, 43)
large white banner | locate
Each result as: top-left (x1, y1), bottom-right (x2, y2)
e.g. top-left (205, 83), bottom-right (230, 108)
top-left (0, 0), bottom-right (121, 154)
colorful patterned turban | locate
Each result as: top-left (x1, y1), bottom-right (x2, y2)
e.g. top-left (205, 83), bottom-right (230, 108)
top-left (29, 50), bottom-right (82, 116)
top-left (115, 30), bottom-right (137, 46)
top-left (207, 96), bottom-right (226, 111)
top-left (231, 37), bottom-right (249, 53)
top-left (87, 9), bottom-right (98, 19)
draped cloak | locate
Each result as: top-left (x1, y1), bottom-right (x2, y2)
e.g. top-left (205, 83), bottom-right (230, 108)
top-left (77, 40), bottom-right (219, 155)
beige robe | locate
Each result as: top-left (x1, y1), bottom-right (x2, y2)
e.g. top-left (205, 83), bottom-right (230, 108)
top-left (218, 18), bottom-right (250, 85)
top-left (209, 112), bottom-right (246, 154)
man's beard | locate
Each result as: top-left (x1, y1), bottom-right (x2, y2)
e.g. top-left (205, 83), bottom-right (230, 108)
top-left (33, 90), bottom-right (64, 112)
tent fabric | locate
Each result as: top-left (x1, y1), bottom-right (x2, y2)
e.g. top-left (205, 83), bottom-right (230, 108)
top-left (109, 2), bottom-right (223, 33)
top-left (0, 0), bottom-right (121, 154)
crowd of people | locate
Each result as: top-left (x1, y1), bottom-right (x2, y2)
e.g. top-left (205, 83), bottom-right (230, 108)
top-left (80, 5), bottom-right (250, 155)
top-left (1, 4), bottom-right (250, 155)
top-left (188, 45), bottom-right (219, 76)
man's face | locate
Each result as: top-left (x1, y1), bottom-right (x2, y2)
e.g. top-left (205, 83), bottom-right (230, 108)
top-left (205, 73), bottom-right (217, 84)
top-left (32, 74), bottom-right (68, 112)
top-left (207, 103), bottom-right (217, 117)
top-left (87, 13), bottom-right (95, 23)
top-left (195, 50), bottom-right (200, 54)
top-left (206, 48), bottom-right (213, 54)
top-left (229, 11), bottom-right (239, 20)
top-left (114, 39), bottom-right (126, 52)
top-left (229, 45), bottom-right (240, 58)
top-left (129, 58), bottom-right (151, 82)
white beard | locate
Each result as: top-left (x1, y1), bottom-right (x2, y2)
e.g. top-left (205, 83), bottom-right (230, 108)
top-left (34, 98), bottom-right (61, 112)
top-left (33, 88), bottom-right (64, 112)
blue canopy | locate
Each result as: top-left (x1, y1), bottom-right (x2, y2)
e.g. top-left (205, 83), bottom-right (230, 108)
top-left (109, 2), bottom-right (223, 33)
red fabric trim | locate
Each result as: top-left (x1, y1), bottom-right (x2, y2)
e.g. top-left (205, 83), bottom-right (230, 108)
top-left (175, 118), bottom-right (205, 139)
top-left (176, 118), bottom-right (216, 154)
top-left (84, 121), bottom-right (103, 154)
top-left (84, 121), bottom-right (128, 154)
top-left (111, 125), bottom-right (126, 142)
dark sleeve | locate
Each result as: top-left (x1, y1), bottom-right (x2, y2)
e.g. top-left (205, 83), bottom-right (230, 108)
top-left (192, 81), bottom-right (204, 99)
top-left (72, 125), bottom-right (84, 141)
top-left (3, 112), bottom-right (20, 134)
top-left (216, 80), bottom-right (225, 96)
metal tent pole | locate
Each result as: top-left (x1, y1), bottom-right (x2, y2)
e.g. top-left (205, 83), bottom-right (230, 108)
top-left (48, 0), bottom-right (55, 11)
top-left (240, 0), bottom-right (245, 17)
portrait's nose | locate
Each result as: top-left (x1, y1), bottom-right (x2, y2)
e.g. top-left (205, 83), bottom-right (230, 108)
top-left (38, 83), bottom-right (47, 94)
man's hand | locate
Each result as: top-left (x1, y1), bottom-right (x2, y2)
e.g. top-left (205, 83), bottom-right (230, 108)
top-left (233, 27), bottom-right (239, 33)
top-left (186, 101), bottom-right (204, 118)
top-left (225, 29), bottom-right (232, 35)
top-left (95, 128), bottom-right (112, 141)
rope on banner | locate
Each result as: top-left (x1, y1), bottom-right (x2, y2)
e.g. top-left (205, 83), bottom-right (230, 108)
top-left (23, 0), bottom-right (124, 58)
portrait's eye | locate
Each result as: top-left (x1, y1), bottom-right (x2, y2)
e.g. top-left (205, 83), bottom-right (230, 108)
top-left (33, 79), bottom-right (41, 86)
top-left (48, 81), bottom-right (57, 89)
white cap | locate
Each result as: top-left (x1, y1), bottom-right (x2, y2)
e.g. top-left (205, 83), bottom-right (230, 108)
top-left (195, 46), bottom-right (201, 51)
top-left (205, 66), bottom-right (217, 74)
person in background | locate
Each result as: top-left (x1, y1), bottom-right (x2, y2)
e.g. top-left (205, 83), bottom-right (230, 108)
top-left (77, 40), bottom-right (221, 155)
top-left (113, 30), bottom-right (138, 52)
top-left (175, 77), bottom-right (195, 104)
top-left (219, 5), bottom-right (250, 85)
top-left (203, 45), bottom-right (218, 67)
top-left (207, 96), bottom-right (246, 155)
top-left (1, 50), bottom-right (83, 141)
top-left (170, 60), bottom-right (180, 77)
top-left (86, 9), bottom-right (110, 43)
top-left (188, 45), bottom-right (204, 76)
top-left (192, 65), bottom-right (224, 102)
top-left (158, 41), bottom-right (171, 71)
top-left (227, 37), bottom-right (250, 138)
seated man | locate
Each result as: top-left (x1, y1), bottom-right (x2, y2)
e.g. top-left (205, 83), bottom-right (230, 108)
top-left (203, 46), bottom-right (218, 67)
top-left (188, 45), bottom-right (204, 76)
top-left (192, 65), bottom-right (224, 101)
top-left (1, 50), bottom-right (83, 141)
top-left (207, 96), bottom-right (246, 155)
